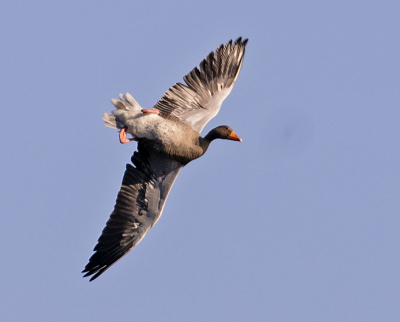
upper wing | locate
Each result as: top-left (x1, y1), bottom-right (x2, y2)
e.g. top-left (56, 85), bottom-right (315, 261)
top-left (82, 144), bottom-right (183, 281)
top-left (153, 37), bottom-right (248, 134)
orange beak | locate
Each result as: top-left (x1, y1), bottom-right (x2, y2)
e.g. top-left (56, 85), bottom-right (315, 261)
top-left (227, 131), bottom-right (242, 142)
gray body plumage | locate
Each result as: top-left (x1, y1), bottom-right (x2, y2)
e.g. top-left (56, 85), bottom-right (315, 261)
top-left (139, 114), bottom-right (207, 165)
top-left (83, 38), bottom-right (247, 281)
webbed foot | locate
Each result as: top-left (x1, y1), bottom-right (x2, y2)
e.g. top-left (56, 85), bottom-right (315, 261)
top-left (119, 127), bottom-right (138, 144)
top-left (141, 109), bottom-right (159, 115)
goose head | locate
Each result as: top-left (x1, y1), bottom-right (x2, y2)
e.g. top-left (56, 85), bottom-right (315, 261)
top-left (204, 125), bottom-right (242, 142)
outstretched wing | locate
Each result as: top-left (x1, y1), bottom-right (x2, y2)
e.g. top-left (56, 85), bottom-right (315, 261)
top-left (82, 144), bottom-right (183, 281)
top-left (153, 37), bottom-right (248, 134)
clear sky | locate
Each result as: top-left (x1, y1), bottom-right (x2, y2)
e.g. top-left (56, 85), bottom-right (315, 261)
top-left (1, 1), bottom-right (399, 321)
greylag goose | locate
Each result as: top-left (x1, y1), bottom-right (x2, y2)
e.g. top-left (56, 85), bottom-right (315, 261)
top-left (83, 38), bottom-right (248, 281)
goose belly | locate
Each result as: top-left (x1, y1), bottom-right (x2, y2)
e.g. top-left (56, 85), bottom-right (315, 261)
top-left (126, 115), bottom-right (203, 163)
top-left (126, 115), bottom-right (187, 144)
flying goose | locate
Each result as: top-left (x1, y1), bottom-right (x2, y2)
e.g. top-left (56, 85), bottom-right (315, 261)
top-left (82, 37), bottom-right (248, 281)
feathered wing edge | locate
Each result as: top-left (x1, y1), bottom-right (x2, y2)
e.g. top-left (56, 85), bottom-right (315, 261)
top-left (153, 37), bottom-right (248, 133)
top-left (82, 146), bottom-right (183, 281)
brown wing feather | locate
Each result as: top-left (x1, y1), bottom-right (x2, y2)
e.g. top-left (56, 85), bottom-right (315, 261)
top-left (153, 37), bottom-right (248, 134)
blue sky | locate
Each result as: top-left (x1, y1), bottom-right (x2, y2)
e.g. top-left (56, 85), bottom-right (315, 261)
top-left (1, 1), bottom-right (399, 321)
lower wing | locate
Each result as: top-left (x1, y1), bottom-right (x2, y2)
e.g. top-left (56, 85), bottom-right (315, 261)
top-left (82, 145), bottom-right (183, 281)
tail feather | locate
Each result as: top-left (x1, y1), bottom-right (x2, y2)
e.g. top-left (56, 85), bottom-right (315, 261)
top-left (121, 93), bottom-right (140, 108)
top-left (111, 99), bottom-right (127, 110)
top-left (102, 113), bottom-right (120, 129)
top-left (103, 93), bottom-right (142, 129)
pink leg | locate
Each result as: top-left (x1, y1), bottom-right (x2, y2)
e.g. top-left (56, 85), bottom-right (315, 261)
top-left (119, 127), bottom-right (138, 144)
top-left (141, 109), bottom-right (159, 115)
